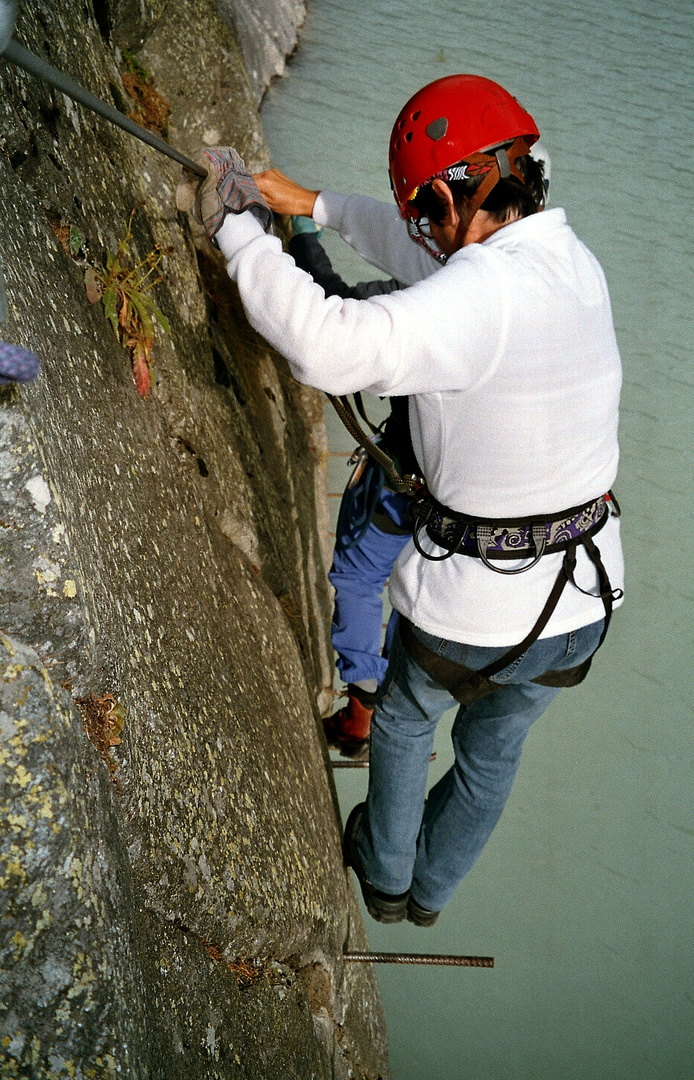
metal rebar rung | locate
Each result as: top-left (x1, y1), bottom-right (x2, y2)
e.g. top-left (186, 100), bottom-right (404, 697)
top-left (1, 39), bottom-right (207, 177)
top-left (343, 952), bottom-right (494, 968)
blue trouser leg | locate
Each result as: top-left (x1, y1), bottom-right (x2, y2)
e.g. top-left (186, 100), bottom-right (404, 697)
top-left (410, 680), bottom-right (559, 909)
top-left (329, 487), bottom-right (412, 687)
top-left (357, 617), bottom-right (606, 910)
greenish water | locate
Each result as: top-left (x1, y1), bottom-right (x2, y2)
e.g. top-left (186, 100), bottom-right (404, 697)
top-left (261, 3), bottom-right (694, 1077)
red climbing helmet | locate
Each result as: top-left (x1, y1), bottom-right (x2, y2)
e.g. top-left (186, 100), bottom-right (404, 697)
top-left (389, 74), bottom-right (540, 220)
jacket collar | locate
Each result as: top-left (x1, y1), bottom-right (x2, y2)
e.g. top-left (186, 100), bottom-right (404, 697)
top-left (448, 207), bottom-right (568, 262)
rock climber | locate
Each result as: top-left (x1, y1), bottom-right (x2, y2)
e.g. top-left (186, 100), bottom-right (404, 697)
top-left (289, 137), bottom-right (550, 760)
top-left (176, 74), bottom-right (624, 927)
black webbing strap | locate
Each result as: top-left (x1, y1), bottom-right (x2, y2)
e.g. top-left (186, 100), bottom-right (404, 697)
top-left (475, 542), bottom-right (579, 679)
top-left (400, 618), bottom-right (505, 706)
top-left (352, 391), bottom-right (379, 434)
top-left (565, 533), bottom-right (620, 654)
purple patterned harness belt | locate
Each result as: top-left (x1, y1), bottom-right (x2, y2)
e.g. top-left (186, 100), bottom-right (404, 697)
top-left (404, 490), bottom-right (622, 689)
top-left (413, 493), bottom-right (612, 574)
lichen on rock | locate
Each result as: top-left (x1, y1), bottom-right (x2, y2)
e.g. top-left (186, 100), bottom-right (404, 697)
top-left (0, 632), bottom-right (147, 1075)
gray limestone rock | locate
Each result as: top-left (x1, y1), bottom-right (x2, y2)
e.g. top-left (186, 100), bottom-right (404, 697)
top-left (217, 0), bottom-right (306, 102)
top-left (0, 633), bottom-right (148, 1075)
top-left (0, 0), bottom-right (388, 1075)
top-left (93, 0), bottom-right (170, 52)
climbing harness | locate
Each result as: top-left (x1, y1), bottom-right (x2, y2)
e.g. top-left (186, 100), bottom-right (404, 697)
top-left (400, 491), bottom-right (623, 701)
top-left (412, 491), bottom-right (613, 568)
top-left (334, 448), bottom-right (385, 552)
top-left (332, 389), bottom-right (420, 550)
top-left (334, 414), bottom-right (417, 550)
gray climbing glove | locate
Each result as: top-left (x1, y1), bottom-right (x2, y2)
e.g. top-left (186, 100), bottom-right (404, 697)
top-left (175, 147), bottom-right (272, 240)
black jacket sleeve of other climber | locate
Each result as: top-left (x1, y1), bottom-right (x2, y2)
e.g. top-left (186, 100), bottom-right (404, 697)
top-left (287, 232), bottom-right (420, 480)
top-left (287, 233), bottom-right (402, 300)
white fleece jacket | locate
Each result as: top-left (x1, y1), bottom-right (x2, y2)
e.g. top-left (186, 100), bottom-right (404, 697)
top-left (217, 195), bottom-right (623, 646)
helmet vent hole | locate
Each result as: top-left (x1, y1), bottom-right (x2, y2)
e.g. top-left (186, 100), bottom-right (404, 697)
top-left (425, 116), bottom-right (448, 141)
top-left (395, 139), bottom-right (401, 151)
top-left (405, 131), bottom-right (413, 142)
top-left (411, 110), bottom-right (421, 121)
top-left (399, 119), bottom-right (405, 129)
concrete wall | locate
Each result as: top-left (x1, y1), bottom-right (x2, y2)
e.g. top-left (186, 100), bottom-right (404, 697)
top-left (0, 0), bottom-right (389, 1076)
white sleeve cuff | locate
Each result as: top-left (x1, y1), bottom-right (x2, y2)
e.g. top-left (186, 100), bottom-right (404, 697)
top-left (216, 210), bottom-right (265, 260)
top-left (312, 190), bottom-right (349, 231)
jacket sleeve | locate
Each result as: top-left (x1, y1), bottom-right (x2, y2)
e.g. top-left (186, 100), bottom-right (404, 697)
top-left (216, 211), bottom-right (505, 398)
top-left (313, 191), bottom-right (439, 286)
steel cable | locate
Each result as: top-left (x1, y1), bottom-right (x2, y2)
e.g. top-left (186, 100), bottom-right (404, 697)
top-left (1, 39), bottom-right (207, 177)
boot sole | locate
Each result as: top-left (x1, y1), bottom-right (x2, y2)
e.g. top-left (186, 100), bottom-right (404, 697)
top-left (406, 897), bottom-right (440, 927)
top-left (326, 735), bottom-right (370, 761)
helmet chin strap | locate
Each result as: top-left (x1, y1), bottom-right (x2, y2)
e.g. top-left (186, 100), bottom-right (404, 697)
top-left (406, 219), bottom-right (449, 264)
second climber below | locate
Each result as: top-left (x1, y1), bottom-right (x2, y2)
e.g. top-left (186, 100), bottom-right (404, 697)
top-left (288, 218), bottom-right (414, 759)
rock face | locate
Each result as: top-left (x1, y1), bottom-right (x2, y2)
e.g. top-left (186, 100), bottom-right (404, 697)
top-left (217, 0), bottom-right (306, 102)
top-left (0, 1), bottom-right (389, 1077)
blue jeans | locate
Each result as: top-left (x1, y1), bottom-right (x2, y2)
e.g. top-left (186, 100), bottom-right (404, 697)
top-left (329, 487), bottom-right (412, 686)
top-left (356, 616), bottom-right (606, 912)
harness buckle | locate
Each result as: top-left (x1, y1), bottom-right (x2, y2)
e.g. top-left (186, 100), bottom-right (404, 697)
top-left (476, 521), bottom-right (547, 575)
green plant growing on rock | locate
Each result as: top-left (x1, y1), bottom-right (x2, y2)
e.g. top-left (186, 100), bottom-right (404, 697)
top-left (85, 210), bottom-right (171, 397)
top-left (121, 50), bottom-right (171, 137)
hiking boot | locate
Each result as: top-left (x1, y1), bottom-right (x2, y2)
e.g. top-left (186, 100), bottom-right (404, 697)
top-left (323, 686), bottom-right (375, 759)
top-left (343, 803), bottom-right (408, 924)
top-left (407, 895), bottom-right (440, 927)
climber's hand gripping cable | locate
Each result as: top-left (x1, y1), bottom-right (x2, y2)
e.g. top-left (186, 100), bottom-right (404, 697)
top-left (177, 150), bottom-right (421, 495)
top-left (175, 148), bottom-right (272, 240)
top-left (252, 168), bottom-right (320, 218)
